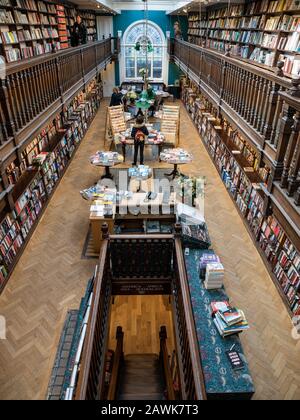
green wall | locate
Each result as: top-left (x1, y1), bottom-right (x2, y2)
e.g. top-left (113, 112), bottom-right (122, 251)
top-left (113, 10), bottom-right (187, 86)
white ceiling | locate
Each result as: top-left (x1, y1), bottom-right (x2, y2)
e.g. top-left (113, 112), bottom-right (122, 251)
top-left (71, 0), bottom-right (192, 14)
top-left (170, 0), bottom-right (245, 15)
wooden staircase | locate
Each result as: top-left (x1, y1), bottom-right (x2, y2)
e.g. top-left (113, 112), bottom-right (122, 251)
top-left (117, 354), bottom-right (165, 401)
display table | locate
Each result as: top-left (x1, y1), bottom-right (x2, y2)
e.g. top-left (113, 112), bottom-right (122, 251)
top-left (89, 192), bottom-right (176, 253)
top-left (128, 166), bottom-right (153, 193)
top-left (160, 148), bottom-right (193, 179)
top-left (185, 248), bottom-right (255, 400)
top-left (90, 151), bottom-right (124, 180)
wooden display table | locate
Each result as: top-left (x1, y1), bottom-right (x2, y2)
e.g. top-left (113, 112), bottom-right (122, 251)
top-left (89, 192), bottom-right (176, 253)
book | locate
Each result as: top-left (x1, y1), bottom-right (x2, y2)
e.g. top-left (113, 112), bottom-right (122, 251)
top-left (211, 301), bottom-right (230, 316)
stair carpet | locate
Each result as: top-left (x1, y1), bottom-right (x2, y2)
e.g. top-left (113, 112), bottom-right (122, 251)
top-left (118, 354), bottom-right (165, 401)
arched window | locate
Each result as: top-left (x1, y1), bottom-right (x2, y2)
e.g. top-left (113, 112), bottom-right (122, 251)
top-left (123, 21), bottom-right (165, 81)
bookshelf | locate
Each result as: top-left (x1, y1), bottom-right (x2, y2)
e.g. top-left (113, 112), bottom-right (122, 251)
top-left (0, 0), bottom-right (98, 62)
top-left (0, 76), bottom-right (103, 292)
top-left (181, 79), bottom-right (300, 318)
top-left (80, 10), bottom-right (97, 43)
top-left (187, 0), bottom-right (300, 77)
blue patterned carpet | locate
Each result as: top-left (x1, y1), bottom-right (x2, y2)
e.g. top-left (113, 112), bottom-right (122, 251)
top-left (185, 249), bottom-right (255, 400)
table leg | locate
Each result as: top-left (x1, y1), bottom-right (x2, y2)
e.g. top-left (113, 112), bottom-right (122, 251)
top-left (165, 164), bottom-right (180, 180)
top-left (122, 143), bottom-right (126, 162)
top-left (101, 166), bottom-right (114, 180)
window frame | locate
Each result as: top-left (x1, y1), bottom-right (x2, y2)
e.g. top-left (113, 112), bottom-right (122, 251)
top-left (121, 20), bottom-right (168, 84)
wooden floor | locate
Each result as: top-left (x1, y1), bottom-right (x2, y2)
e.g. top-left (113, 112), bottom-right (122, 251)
top-left (0, 100), bottom-right (300, 400)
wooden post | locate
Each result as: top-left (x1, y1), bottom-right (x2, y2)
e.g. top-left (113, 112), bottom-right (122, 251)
top-left (281, 112), bottom-right (300, 189)
top-left (102, 223), bottom-right (109, 240)
top-left (174, 223), bottom-right (182, 238)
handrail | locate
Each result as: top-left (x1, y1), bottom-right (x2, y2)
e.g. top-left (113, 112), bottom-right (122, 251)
top-left (107, 326), bottom-right (124, 401)
top-left (5, 38), bottom-right (114, 75)
top-left (174, 237), bottom-right (207, 401)
top-left (75, 227), bottom-right (207, 401)
top-left (75, 239), bottom-right (111, 400)
top-left (171, 38), bottom-right (295, 90)
top-left (0, 38), bottom-right (114, 144)
top-left (170, 37), bottom-right (300, 152)
top-left (159, 326), bottom-right (176, 401)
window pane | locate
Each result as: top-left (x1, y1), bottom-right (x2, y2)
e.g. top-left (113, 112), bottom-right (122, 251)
top-left (137, 58), bottom-right (147, 72)
top-left (126, 67), bottom-right (135, 78)
top-left (125, 47), bottom-right (135, 57)
top-left (153, 68), bottom-right (162, 79)
top-left (153, 59), bottom-right (162, 68)
top-left (126, 58), bottom-right (135, 68)
top-left (154, 47), bottom-right (162, 55)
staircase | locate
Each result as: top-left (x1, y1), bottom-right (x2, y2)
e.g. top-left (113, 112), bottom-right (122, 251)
top-left (118, 354), bottom-right (165, 400)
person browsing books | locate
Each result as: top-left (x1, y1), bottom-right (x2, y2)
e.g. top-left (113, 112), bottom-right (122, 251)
top-left (71, 15), bottom-right (87, 47)
top-left (131, 116), bottom-right (149, 166)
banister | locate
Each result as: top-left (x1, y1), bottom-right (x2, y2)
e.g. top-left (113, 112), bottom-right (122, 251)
top-left (5, 38), bottom-right (114, 75)
top-left (174, 237), bottom-right (207, 401)
top-left (159, 326), bottom-right (176, 401)
top-left (170, 38), bottom-right (296, 91)
top-left (107, 326), bottom-right (124, 401)
top-left (75, 239), bottom-right (110, 400)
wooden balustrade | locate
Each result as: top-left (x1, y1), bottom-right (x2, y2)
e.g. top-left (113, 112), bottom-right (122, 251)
top-left (75, 239), bottom-right (112, 401)
top-left (107, 326), bottom-right (124, 401)
top-left (170, 38), bottom-right (300, 208)
top-left (172, 233), bottom-right (207, 401)
top-left (159, 326), bottom-right (176, 401)
top-left (170, 39), bottom-right (298, 150)
top-left (279, 88), bottom-right (300, 206)
top-left (75, 225), bottom-right (207, 401)
top-left (0, 39), bottom-right (114, 144)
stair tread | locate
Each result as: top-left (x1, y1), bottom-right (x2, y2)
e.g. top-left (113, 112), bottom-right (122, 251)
top-left (117, 353), bottom-right (165, 401)
top-left (119, 393), bottom-right (165, 401)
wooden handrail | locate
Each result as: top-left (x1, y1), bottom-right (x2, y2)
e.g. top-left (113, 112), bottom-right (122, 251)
top-left (170, 38), bottom-right (295, 90)
top-left (174, 237), bottom-right (207, 401)
top-left (75, 239), bottom-right (111, 400)
top-left (5, 38), bottom-right (114, 75)
top-left (107, 327), bottom-right (124, 401)
top-left (0, 38), bottom-right (114, 145)
top-left (75, 229), bottom-right (207, 401)
top-left (159, 326), bottom-right (176, 401)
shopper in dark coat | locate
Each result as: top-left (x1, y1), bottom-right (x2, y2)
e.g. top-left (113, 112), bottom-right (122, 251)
top-left (131, 116), bottom-right (149, 166)
top-left (71, 15), bottom-right (87, 47)
top-left (110, 88), bottom-right (123, 107)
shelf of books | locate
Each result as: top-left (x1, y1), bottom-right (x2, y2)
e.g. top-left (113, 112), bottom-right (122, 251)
top-left (181, 79), bottom-right (300, 317)
top-left (0, 76), bottom-right (103, 292)
top-left (0, 0), bottom-right (98, 62)
top-left (80, 10), bottom-right (97, 43)
top-left (187, 0), bottom-right (300, 78)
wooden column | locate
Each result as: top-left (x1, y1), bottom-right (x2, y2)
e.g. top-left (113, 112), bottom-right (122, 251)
top-left (287, 128), bottom-right (300, 197)
top-left (270, 102), bottom-right (295, 184)
top-left (281, 112), bottom-right (300, 189)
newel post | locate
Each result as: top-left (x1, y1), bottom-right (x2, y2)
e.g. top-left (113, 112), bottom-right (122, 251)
top-left (101, 223), bottom-right (110, 240)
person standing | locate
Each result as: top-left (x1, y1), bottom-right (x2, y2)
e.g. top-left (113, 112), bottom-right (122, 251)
top-left (71, 15), bottom-right (87, 47)
top-left (110, 87), bottom-right (123, 107)
top-left (131, 116), bottom-right (149, 166)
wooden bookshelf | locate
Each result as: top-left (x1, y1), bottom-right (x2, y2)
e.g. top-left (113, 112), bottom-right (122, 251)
top-left (0, 76), bottom-right (103, 293)
top-left (188, 0), bottom-right (300, 78)
top-left (0, 0), bottom-right (98, 62)
top-left (181, 80), bottom-right (300, 318)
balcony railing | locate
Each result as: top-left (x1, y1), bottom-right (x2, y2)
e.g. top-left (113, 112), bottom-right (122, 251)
top-left (169, 38), bottom-right (300, 207)
top-left (0, 38), bottom-right (114, 145)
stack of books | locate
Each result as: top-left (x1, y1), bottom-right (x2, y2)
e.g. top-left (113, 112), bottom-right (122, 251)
top-left (128, 165), bottom-right (152, 180)
top-left (212, 301), bottom-right (250, 338)
top-left (199, 253), bottom-right (220, 278)
top-left (204, 262), bottom-right (225, 290)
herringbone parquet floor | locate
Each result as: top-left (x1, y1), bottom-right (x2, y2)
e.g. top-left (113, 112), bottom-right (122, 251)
top-left (0, 100), bottom-right (300, 400)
